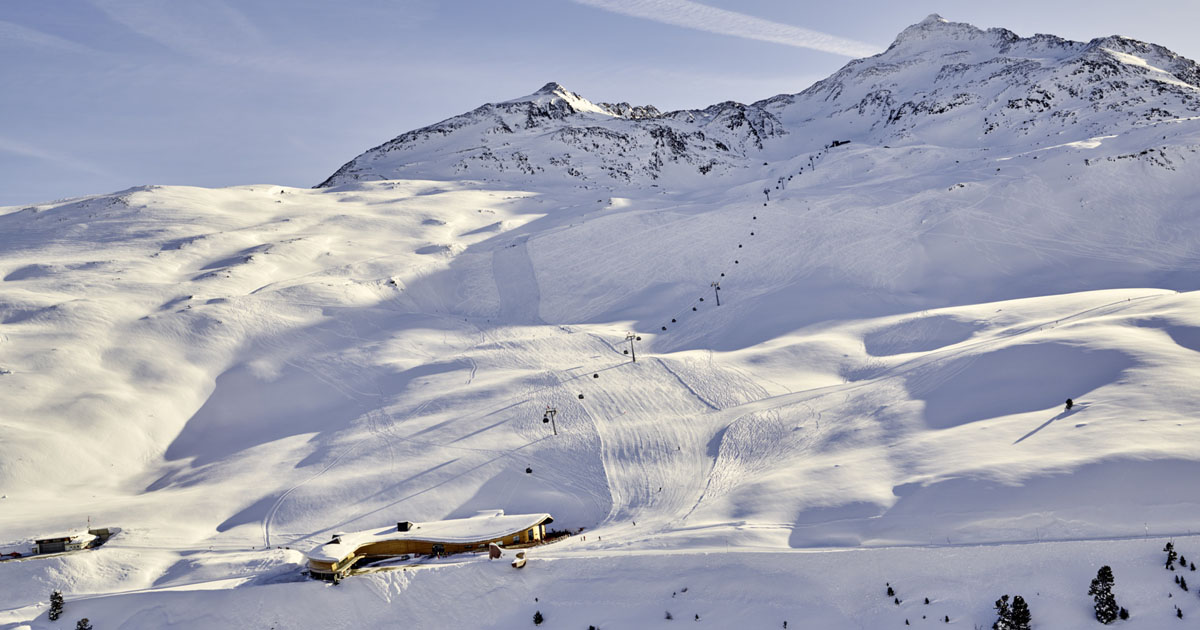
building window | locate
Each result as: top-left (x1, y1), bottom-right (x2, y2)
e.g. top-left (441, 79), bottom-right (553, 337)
top-left (512, 535), bottom-right (520, 544)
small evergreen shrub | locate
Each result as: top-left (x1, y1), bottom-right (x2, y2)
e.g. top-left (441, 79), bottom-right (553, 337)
top-left (1010, 595), bottom-right (1032, 630)
top-left (48, 591), bottom-right (64, 621)
top-left (992, 594), bottom-right (1031, 630)
top-left (1089, 566), bottom-right (1120, 624)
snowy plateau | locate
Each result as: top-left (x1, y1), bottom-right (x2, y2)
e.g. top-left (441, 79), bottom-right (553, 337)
top-left (3, 13), bottom-right (1200, 629)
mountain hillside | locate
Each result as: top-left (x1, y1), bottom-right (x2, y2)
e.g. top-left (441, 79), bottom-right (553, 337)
top-left (2, 14), bottom-right (1200, 630)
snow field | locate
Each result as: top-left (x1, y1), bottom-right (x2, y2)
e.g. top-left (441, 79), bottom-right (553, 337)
top-left (6, 536), bottom-right (1200, 629)
top-left (3, 42), bottom-right (1200, 625)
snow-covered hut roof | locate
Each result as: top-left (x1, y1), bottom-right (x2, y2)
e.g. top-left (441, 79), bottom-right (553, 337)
top-left (307, 510), bottom-right (552, 563)
top-left (34, 531), bottom-right (96, 544)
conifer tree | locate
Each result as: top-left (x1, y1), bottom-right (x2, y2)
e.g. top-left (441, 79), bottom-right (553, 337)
top-left (48, 591), bottom-right (63, 621)
top-left (533, 610), bottom-right (544, 626)
top-left (1181, 576), bottom-right (1189, 591)
top-left (75, 619), bottom-right (92, 630)
top-left (993, 594), bottom-right (1012, 630)
top-left (1089, 565), bottom-right (1120, 624)
top-left (1010, 595), bottom-right (1031, 630)
top-left (1165, 541), bottom-right (1178, 570)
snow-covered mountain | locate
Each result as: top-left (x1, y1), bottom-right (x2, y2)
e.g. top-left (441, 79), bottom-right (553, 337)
top-left (766, 14), bottom-right (1200, 146)
top-left (318, 81), bottom-right (785, 186)
top-left (3, 14), bottom-right (1200, 630)
top-left (320, 14), bottom-right (1200, 188)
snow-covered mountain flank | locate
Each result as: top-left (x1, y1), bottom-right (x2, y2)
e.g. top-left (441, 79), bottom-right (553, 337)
top-left (321, 14), bottom-right (1200, 187)
top-left (3, 14), bottom-right (1200, 630)
top-left (317, 80), bottom-right (785, 186)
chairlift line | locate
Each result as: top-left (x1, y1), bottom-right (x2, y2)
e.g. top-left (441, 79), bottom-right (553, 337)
top-left (648, 182), bottom-right (765, 335)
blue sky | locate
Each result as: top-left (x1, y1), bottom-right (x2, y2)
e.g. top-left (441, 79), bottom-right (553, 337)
top-left (3, 0), bottom-right (1199, 205)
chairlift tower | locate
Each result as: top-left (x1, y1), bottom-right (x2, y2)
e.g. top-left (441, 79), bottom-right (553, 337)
top-left (542, 406), bottom-right (558, 436)
top-left (624, 332), bottom-right (641, 362)
top-left (711, 281), bottom-right (721, 306)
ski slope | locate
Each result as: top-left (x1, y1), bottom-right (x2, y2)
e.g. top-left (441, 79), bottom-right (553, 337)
top-left (3, 14), bottom-right (1200, 630)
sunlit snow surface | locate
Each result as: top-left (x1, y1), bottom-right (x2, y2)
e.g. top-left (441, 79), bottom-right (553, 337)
top-left (4, 15), bottom-right (1200, 629)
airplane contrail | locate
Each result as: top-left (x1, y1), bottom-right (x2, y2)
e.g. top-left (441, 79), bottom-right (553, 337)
top-left (571, 0), bottom-right (880, 58)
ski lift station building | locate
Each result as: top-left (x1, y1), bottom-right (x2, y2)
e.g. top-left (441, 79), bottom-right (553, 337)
top-left (32, 531), bottom-right (98, 554)
top-left (306, 510), bottom-right (553, 580)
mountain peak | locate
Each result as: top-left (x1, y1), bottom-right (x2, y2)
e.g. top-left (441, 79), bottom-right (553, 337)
top-left (536, 81), bottom-right (569, 95)
top-left (887, 14), bottom-right (995, 51)
top-left (502, 82), bottom-right (612, 117)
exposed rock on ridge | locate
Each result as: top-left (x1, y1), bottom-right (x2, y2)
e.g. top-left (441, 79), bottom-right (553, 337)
top-left (316, 80), bottom-right (785, 187)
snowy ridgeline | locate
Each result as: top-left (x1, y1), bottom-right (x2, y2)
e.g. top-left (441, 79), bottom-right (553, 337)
top-left (320, 14), bottom-right (1200, 189)
top-left (1, 13), bottom-right (1200, 630)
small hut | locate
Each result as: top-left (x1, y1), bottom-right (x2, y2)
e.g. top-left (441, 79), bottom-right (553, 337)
top-left (306, 510), bottom-right (553, 580)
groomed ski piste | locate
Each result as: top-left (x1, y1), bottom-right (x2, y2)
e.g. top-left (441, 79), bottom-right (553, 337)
top-left (3, 14), bottom-right (1200, 629)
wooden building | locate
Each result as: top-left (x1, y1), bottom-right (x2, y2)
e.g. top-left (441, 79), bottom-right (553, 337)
top-left (306, 510), bottom-right (553, 580)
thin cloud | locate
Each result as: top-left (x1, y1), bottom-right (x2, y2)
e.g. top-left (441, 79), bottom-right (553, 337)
top-left (572, 0), bottom-right (879, 58)
top-left (83, 0), bottom-right (357, 78)
top-left (0, 135), bottom-right (114, 178)
top-left (0, 20), bottom-right (102, 56)
top-left (86, 0), bottom-right (277, 70)
top-left (89, 0), bottom-right (259, 60)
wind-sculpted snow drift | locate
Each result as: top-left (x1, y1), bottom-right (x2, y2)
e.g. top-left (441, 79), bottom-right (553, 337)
top-left (2, 14), bottom-right (1200, 630)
